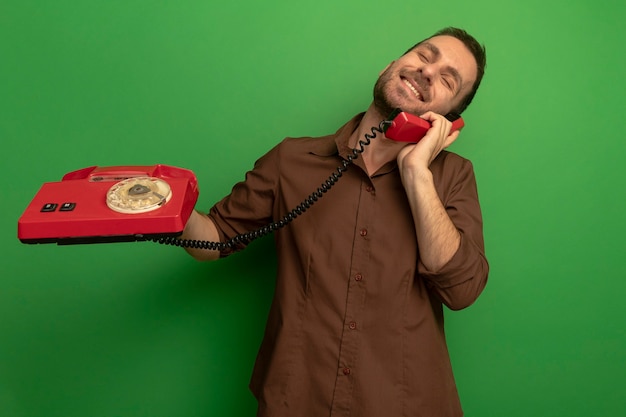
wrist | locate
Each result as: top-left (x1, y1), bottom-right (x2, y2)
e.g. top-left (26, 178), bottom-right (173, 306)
top-left (401, 164), bottom-right (433, 186)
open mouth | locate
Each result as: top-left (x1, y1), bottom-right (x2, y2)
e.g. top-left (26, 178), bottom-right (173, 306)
top-left (402, 77), bottom-right (425, 101)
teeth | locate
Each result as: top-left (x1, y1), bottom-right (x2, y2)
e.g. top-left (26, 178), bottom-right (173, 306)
top-left (403, 79), bottom-right (421, 99)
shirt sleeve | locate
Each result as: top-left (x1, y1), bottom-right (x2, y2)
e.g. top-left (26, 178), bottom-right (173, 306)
top-left (208, 143), bottom-right (281, 257)
top-left (417, 152), bottom-right (489, 310)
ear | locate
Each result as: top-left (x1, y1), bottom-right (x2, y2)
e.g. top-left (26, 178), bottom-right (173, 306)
top-left (379, 61), bottom-right (395, 76)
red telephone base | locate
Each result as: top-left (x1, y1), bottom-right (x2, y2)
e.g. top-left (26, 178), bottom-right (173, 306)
top-left (18, 165), bottom-right (199, 245)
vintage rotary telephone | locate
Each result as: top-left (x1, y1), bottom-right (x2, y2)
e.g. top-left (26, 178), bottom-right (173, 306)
top-left (18, 110), bottom-right (463, 247)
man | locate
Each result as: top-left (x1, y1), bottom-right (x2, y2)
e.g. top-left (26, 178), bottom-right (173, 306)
top-left (181, 27), bottom-right (488, 417)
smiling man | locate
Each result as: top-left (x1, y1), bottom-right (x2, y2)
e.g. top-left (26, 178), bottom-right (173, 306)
top-left (181, 27), bottom-right (488, 417)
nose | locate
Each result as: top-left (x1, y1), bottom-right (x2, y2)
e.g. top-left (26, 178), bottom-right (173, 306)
top-left (418, 64), bottom-right (438, 86)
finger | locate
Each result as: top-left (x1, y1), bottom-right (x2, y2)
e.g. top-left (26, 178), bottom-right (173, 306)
top-left (443, 130), bottom-right (461, 148)
top-left (420, 112), bottom-right (451, 132)
top-left (419, 111), bottom-right (438, 122)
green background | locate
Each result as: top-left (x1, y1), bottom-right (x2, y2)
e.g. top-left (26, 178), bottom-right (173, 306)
top-left (2, 0), bottom-right (625, 416)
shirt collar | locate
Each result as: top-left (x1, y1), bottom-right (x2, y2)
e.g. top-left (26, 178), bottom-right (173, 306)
top-left (307, 113), bottom-right (364, 157)
top-left (309, 113), bottom-right (398, 176)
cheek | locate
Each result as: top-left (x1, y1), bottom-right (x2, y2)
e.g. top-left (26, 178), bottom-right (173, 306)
top-left (437, 86), bottom-right (465, 110)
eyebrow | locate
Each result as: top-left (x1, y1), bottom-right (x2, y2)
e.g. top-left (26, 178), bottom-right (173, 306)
top-left (419, 42), bottom-right (464, 95)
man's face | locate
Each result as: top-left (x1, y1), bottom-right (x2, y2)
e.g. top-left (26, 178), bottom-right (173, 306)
top-left (373, 35), bottom-right (478, 117)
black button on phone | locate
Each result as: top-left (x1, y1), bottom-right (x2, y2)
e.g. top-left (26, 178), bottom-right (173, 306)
top-left (41, 203), bottom-right (58, 212)
top-left (60, 202), bottom-right (76, 211)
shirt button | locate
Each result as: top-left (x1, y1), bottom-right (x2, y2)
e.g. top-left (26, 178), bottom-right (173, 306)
top-left (342, 367), bottom-right (351, 375)
top-left (354, 273), bottom-right (363, 282)
top-left (349, 321), bottom-right (357, 330)
top-left (366, 186), bottom-right (375, 194)
top-left (360, 228), bottom-right (368, 237)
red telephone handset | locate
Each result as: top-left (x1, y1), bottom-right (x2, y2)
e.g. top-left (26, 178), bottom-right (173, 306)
top-left (384, 110), bottom-right (464, 143)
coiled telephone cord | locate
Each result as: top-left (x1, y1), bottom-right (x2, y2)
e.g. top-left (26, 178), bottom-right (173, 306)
top-left (153, 116), bottom-right (394, 251)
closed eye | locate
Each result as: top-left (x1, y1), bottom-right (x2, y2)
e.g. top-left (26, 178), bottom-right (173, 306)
top-left (417, 51), bottom-right (429, 63)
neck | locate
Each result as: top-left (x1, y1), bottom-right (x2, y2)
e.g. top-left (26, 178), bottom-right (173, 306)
top-left (349, 104), bottom-right (405, 175)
